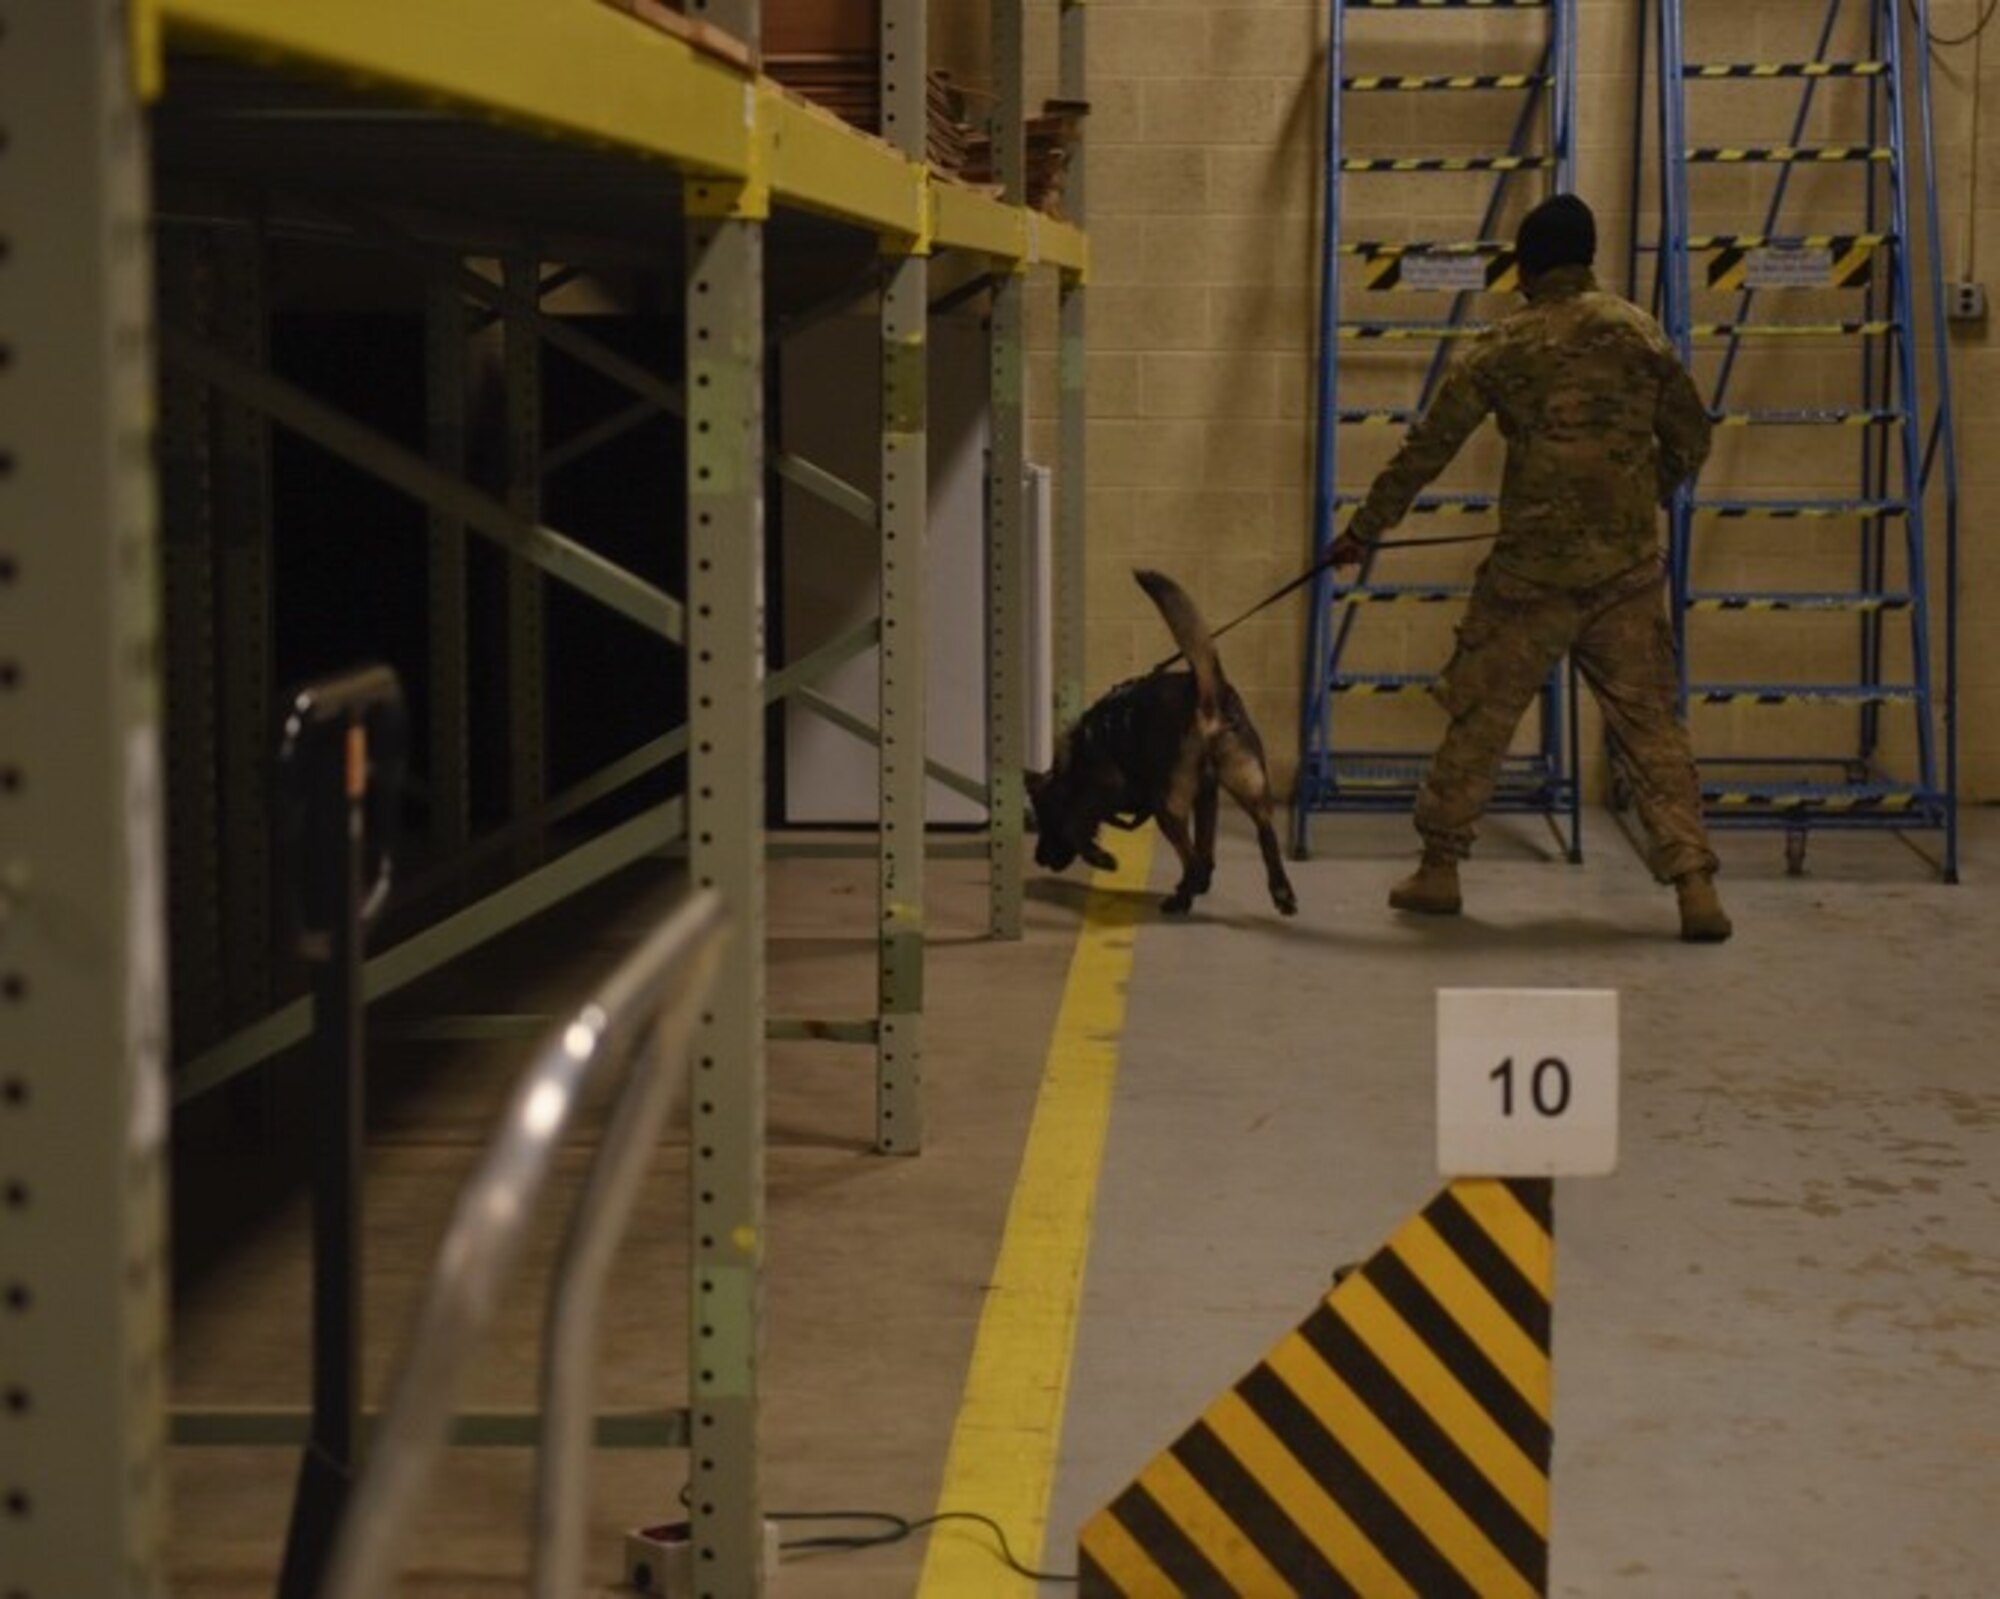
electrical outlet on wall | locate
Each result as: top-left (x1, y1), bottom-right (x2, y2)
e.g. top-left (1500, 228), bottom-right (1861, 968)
top-left (1947, 282), bottom-right (1988, 323)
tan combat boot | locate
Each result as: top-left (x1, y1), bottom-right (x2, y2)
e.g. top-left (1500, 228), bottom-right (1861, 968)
top-left (1389, 852), bottom-right (1462, 916)
top-left (1676, 870), bottom-right (1732, 943)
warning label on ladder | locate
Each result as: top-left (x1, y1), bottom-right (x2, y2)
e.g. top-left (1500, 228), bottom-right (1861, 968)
top-left (1745, 246), bottom-right (1835, 288)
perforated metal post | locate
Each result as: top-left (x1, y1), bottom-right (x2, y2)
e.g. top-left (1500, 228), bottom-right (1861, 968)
top-left (1056, 0), bottom-right (1089, 730)
top-left (426, 278), bottom-right (471, 857)
top-left (213, 222), bottom-right (274, 1022)
top-left (684, 0), bottom-right (767, 1577)
top-left (156, 228), bottom-right (222, 1045)
top-left (505, 251), bottom-right (547, 869)
top-left (986, 0), bottom-right (1028, 941)
top-left (877, 0), bottom-right (929, 1153)
top-left (0, 2), bottom-right (170, 1592)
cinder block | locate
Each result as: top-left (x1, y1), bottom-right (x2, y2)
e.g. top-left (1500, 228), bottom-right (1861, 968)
top-left (1093, 283), bottom-right (1211, 350)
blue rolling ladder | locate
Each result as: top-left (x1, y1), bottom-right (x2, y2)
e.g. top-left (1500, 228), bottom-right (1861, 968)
top-left (1638, 0), bottom-right (1961, 879)
top-left (1295, 0), bottom-right (1584, 862)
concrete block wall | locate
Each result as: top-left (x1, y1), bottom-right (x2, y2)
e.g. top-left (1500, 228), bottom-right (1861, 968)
top-left (956, 0), bottom-right (1998, 800)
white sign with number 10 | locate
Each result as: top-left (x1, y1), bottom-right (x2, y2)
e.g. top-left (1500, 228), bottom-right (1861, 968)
top-left (1437, 989), bottom-right (1619, 1178)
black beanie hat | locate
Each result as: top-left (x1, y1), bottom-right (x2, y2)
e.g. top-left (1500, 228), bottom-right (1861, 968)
top-left (1516, 194), bottom-right (1597, 277)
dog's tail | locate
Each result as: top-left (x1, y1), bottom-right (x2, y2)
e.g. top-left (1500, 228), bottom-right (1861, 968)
top-left (1134, 567), bottom-right (1222, 720)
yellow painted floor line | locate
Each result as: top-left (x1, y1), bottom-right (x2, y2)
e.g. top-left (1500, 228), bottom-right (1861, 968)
top-left (917, 833), bottom-right (1156, 1596)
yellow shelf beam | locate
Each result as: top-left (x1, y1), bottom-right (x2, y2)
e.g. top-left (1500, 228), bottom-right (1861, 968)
top-left (158, 0), bottom-right (751, 179)
top-left (156, 0), bottom-right (1082, 270)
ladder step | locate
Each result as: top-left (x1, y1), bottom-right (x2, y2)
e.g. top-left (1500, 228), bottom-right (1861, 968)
top-left (1341, 240), bottom-right (1511, 256)
top-left (1332, 672), bottom-right (1439, 695)
top-left (1692, 497), bottom-right (1906, 518)
top-left (1686, 590), bottom-right (1913, 612)
top-left (1687, 146), bottom-right (1892, 164)
top-left (1688, 233), bottom-right (1892, 250)
top-left (1336, 409), bottom-right (1421, 425)
top-left (1339, 321), bottom-right (1491, 340)
top-left (1343, 73), bottom-right (1552, 92)
top-left (1333, 492), bottom-right (1497, 514)
top-left (1335, 583), bottom-right (1473, 605)
top-left (1341, 155), bottom-right (1557, 172)
top-left (1693, 320), bottom-right (1897, 337)
top-left (1702, 781), bottom-right (1928, 814)
top-left (1711, 409), bottom-right (1901, 426)
top-left (1306, 755), bottom-right (1561, 792)
top-left (1692, 683), bottom-right (1920, 705)
top-left (1347, 0), bottom-right (1551, 9)
top-left (1685, 61), bottom-right (1887, 79)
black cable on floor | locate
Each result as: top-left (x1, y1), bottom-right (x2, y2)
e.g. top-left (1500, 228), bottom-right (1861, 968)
top-left (770, 1508), bottom-right (1080, 1584)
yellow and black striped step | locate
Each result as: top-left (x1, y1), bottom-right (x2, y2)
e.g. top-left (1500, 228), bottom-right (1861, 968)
top-left (1693, 320), bottom-right (1897, 338)
top-left (1704, 783), bottom-right (1923, 813)
top-left (1687, 145), bottom-right (1890, 163)
top-left (1336, 583), bottom-right (1473, 606)
top-left (1685, 60), bottom-right (1886, 78)
top-left (1344, 73), bottom-right (1550, 91)
top-left (1340, 322), bottom-right (1492, 340)
top-left (1348, 0), bottom-right (1550, 9)
top-left (1342, 155), bottom-right (1557, 173)
top-left (1079, 1179), bottom-right (1553, 1599)
top-left (1693, 497), bottom-right (1906, 519)
top-left (1693, 683), bottom-right (1919, 705)
top-left (1688, 233), bottom-right (1891, 251)
top-left (1686, 590), bottom-right (1912, 612)
top-left (1710, 408), bottom-right (1899, 426)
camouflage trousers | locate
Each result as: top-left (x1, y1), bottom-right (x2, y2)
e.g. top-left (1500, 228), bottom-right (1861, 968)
top-left (1417, 556), bottom-right (1719, 883)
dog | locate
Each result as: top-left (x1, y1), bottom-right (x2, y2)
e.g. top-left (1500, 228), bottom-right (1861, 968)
top-left (1027, 568), bottom-right (1298, 918)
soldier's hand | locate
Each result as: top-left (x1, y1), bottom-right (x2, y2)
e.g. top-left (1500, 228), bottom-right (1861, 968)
top-left (1328, 531), bottom-right (1370, 569)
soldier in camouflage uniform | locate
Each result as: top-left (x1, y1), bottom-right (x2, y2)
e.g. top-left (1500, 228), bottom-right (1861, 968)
top-left (1329, 193), bottom-right (1731, 941)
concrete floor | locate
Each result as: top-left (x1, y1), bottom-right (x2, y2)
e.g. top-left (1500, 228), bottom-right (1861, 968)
top-left (166, 811), bottom-right (2000, 1596)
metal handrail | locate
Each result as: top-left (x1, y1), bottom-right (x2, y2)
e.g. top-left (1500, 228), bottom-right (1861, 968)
top-left (318, 889), bottom-right (729, 1599)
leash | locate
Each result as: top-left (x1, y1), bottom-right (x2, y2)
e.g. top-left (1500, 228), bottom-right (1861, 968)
top-left (1148, 528), bottom-right (1498, 675)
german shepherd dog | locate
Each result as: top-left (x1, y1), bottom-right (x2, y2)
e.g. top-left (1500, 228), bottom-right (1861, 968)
top-left (1027, 569), bottom-right (1299, 917)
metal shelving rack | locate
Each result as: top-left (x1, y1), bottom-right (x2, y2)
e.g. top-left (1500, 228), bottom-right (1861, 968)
top-left (1636, 0), bottom-right (1960, 878)
top-left (1295, 0), bottom-right (1583, 862)
top-left (5, 0), bottom-right (1088, 1591)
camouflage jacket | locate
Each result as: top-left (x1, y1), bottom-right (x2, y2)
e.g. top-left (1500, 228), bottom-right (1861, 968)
top-left (1347, 266), bottom-right (1713, 589)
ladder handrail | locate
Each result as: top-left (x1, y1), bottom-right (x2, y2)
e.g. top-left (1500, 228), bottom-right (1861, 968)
top-left (1909, 0), bottom-right (1963, 878)
top-left (319, 889), bottom-right (730, 1599)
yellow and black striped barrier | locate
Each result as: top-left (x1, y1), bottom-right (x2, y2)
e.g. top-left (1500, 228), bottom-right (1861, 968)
top-left (1343, 155), bottom-right (1555, 173)
top-left (1690, 232), bottom-right (1888, 251)
top-left (1079, 1178), bottom-right (1553, 1598)
top-left (1686, 145), bottom-right (1890, 163)
top-left (1703, 236), bottom-right (1875, 290)
top-left (1687, 60), bottom-right (1885, 78)
top-left (1711, 408), bottom-right (1894, 427)
top-left (1344, 73), bottom-right (1544, 91)
top-left (1353, 249), bottom-right (1522, 293)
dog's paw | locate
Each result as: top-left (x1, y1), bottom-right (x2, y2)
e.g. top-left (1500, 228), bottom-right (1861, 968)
top-left (1274, 889), bottom-right (1299, 917)
top-left (1160, 891), bottom-right (1194, 916)
top-left (1080, 843), bottom-right (1119, 872)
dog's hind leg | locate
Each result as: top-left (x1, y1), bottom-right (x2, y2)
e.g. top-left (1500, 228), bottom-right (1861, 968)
top-left (1219, 744), bottom-right (1299, 917)
top-left (1191, 770), bottom-right (1219, 901)
top-left (1157, 806), bottom-right (1203, 915)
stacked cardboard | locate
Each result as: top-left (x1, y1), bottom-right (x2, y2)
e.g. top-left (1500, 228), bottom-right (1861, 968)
top-left (959, 100), bottom-right (1089, 217)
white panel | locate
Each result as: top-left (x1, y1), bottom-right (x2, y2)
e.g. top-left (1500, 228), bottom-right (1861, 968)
top-left (780, 313), bottom-right (995, 825)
